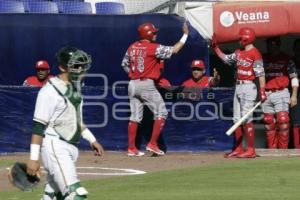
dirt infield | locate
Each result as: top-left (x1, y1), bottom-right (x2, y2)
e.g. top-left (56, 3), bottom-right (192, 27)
top-left (0, 151), bottom-right (234, 191)
top-left (1, 150), bottom-right (299, 192)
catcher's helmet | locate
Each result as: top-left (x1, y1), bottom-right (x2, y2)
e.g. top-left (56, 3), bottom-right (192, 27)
top-left (138, 22), bottom-right (159, 41)
top-left (56, 46), bottom-right (91, 82)
top-left (239, 27), bottom-right (256, 46)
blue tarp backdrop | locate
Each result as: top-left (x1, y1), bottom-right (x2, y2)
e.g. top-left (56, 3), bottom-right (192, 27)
top-left (0, 86), bottom-right (235, 153)
top-left (0, 14), bottom-right (236, 153)
top-left (0, 14), bottom-right (208, 86)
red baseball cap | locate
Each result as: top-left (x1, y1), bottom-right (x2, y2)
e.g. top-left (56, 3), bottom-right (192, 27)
top-left (191, 60), bottom-right (205, 70)
top-left (35, 60), bottom-right (50, 69)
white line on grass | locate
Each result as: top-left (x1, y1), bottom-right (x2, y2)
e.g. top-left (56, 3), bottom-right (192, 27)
top-left (76, 167), bottom-right (147, 176)
top-left (5, 166), bottom-right (146, 176)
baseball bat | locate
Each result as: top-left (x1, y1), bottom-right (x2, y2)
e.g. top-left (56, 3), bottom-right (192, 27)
top-left (226, 101), bottom-right (262, 136)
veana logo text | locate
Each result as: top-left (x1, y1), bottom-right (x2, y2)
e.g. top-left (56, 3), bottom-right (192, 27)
top-left (220, 10), bottom-right (270, 27)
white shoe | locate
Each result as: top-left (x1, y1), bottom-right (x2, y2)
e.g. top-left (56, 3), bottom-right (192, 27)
top-left (127, 148), bottom-right (145, 157)
top-left (146, 143), bottom-right (165, 155)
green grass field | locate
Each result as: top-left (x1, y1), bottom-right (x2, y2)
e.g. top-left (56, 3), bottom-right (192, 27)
top-left (1, 157), bottom-right (300, 200)
top-left (0, 159), bottom-right (15, 168)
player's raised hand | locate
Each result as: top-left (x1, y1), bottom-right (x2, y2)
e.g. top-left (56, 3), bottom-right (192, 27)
top-left (91, 141), bottom-right (104, 156)
top-left (211, 33), bottom-right (218, 48)
top-left (213, 68), bottom-right (219, 79)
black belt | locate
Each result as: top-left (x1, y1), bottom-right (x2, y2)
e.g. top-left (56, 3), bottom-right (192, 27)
top-left (236, 80), bottom-right (253, 85)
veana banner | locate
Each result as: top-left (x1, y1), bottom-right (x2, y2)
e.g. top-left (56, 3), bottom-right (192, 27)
top-left (213, 2), bottom-right (300, 43)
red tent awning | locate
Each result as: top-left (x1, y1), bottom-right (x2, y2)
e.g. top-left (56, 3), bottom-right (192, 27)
top-left (213, 2), bottom-right (300, 43)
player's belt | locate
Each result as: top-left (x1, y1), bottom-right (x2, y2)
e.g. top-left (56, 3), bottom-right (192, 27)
top-left (266, 88), bottom-right (285, 92)
top-left (44, 134), bottom-right (79, 147)
top-left (133, 77), bottom-right (150, 81)
top-left (236, 80), bottom-right (253, 85)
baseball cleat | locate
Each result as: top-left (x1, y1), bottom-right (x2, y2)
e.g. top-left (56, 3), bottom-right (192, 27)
top-left (224, 148), bottom-right (244, 158)
top-left (237, 149), bottom-right (256, 158)
top-left (127, 148), bottom-right (145, 157)
top-left (146, 143), bottom-right (165, 155)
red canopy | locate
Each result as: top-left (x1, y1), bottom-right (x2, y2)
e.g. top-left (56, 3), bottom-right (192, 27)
top-left (213, 2), bottom-right (300, 43)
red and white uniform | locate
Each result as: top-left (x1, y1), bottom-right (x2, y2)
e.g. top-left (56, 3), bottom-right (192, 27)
top-left (122, 40), bottom-right (172, 80)
top-left (214, 27), bottom-right (264, 158)
top-left (225, 48), bottom-right (265, 81)
top-left (262, 52), bottom-right (297, 114)
top-left (182, 76), bottom-right (214, 88)
top-left (222, 47), bottom-right (264, 124)
top-left (23, 75), bottom-right (54, 87)
top-left (264, 53), bottom-right (297, 91)
top-left (121, 40), bottom-right (173, 122)
top-left (262, 53), bottom-right (297, 149)
top-left (122, 39), bottom-right (174, 156)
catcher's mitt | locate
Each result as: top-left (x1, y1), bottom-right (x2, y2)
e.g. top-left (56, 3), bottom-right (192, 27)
top-left (8, 162), bottom-right (40, 191)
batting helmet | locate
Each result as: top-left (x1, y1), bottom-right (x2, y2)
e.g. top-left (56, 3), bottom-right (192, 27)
top-left (56, 46), bottom-right (91, 82)
top-left (239, 27), bottom-right (256, 46)
top-left (138, 22), bottom-right (159, 41)
top-left (35, 60), bottom-right (50, 70)
top-left (191, 60), bottom-right (205, 70)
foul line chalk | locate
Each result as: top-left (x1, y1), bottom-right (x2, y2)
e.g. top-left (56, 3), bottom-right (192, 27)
top-left (76, 167), bottom-right (146, 176)
top-left (4, 167), bottom-right (146, 176)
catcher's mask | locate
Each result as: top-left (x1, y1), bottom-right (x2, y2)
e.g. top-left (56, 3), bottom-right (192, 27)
top-left (56, 46), bottom-right (92, 83)
top-left (8, 162), bottom-right (40, 192)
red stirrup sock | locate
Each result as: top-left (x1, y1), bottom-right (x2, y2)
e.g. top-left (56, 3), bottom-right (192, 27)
top-left (238, 123), bottom-right (256, 158)
top-left (128, 121), bottom-right (138, 149)
top-left (149, 118), bottom-right (166, 145)
top-left (224, 126), bottom-right (244, 158)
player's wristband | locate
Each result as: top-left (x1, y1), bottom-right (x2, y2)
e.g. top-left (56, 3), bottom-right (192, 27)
top-left (291, 77), bottom-right (299, 87)
top-left (82, 128), bottom-right (96, 144)
top-left (30, 144), bottom-right (40, 161)
top-left (180, 33), bottom-right (188, 44)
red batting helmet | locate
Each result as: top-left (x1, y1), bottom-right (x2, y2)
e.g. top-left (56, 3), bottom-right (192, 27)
top-left (138, 22), bottom-right (159, 41)
top-left (191, 60), bottom-right (205, 70)
top-left (35, 60), bottom-right (50, 69)
top-left (239, 27), bottom-right (256, 46)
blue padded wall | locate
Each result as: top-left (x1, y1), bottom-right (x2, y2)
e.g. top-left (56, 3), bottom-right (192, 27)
top-left (0, 14), bottom-right (208, 86)
top-left (0, 86), bottom-right (234, 153)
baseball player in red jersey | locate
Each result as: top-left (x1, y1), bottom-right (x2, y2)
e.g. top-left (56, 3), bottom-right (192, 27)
top-left (262, 37), bottom-right (298, 149)
top-left (212, 27), bottom-right (267, 158)
top-left (290, 39), bottom-right (300, 148)
top-left (182, 59), bottom-right (220, 88)
top-left (121, 21), bottom-right (189, 156)
top-left (23, 60), bottom-right (54, 87)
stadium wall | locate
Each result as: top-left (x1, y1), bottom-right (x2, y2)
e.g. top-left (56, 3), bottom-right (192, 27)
top-left (0, 14), bottom-right (208, 86)
top-left (0, 86), bottom-right (235, 153)
top-left (0, 13), bottom-right (239, 153)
